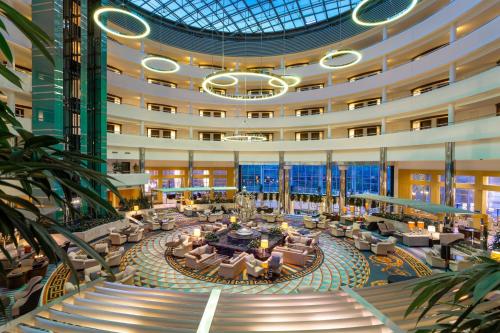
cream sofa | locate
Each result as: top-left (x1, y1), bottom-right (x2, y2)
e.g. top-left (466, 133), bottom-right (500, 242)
top-left (161, 220), bottom-right (175, 231)
top-left (185, 245), bottom-right (217, 270)
top-left (345, 223), bottom-right (361, 239)
top-left (354, 233), bottom-right (371, 251)
top-left (273, 246), bottom-right (308, 266)
top-left (110, 232), bottom-right (127, 246)
top-left (105, 247), bottom-right (125, 267)
top-left (329, 225), bottom-right (345, 237)
top-left (68, 252), bottom-right (99, 271)
top-left (285, 235), bottom-right (315, 253)
top-left (128, 228), bottom-right (144, 242)
top-left (245, 254), bottom-right (265, 278)
top-left (218, 252), bottom-right (248, 279)
top-left (370, 241), bottom-right (395, 256)
top-left (172, 235), bottom-right (193, 258)
top-left (403, 233), bottom-right (430, 247)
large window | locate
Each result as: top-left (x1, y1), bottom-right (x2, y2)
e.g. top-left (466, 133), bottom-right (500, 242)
top-left (486, 191), bottom-right (500, 220)
top-left (346, 165), bottom-right (380, 195)
top-left (193, 178), bottom-right (209, 187)
top-left (290, 165), bottom-right (326, 195)
top-left (440, 187), bottom-right (475, 211)
top-left (240, 165), bottom-right (279, 193)
top-left (412, 184), bottom-right (431, 202)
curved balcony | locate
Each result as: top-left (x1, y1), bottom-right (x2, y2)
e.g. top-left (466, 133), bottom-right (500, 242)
top-left (105, 0), bottom-right (490, 80)
top-left (108, 66), bottom-right (500, 129)
top-left (108, 115), bottom-right (500, 157)
top-left (108, 16), bottom-right (500, 106)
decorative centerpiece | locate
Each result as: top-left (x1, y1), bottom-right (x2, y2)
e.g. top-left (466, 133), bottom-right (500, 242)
top-left (236, 227), bottom-right (254, 237)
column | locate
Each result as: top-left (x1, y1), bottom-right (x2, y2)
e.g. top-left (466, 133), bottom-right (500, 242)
top-left (189, 79), bottom-right (194, 90)
top-left (327, 74), bottom-right (332, 87)
top-left (278, 152), bottom-right (286, 213)
top-left (139, 95), bottom-right (145, 108)
top-left (280, 128), bottom-right (284, 141)
top-left (327, 125), bottom-right (332, 139)
top-left (327, 98), bottom-right (332, 113)
top-left (379, 147), bottom-right (388, 196)
top-left (139, 148), bottom-right (145, 173)
top-left (447, 104), bottom-right (455, 125)
top-left (280, 57), bottom-right (285, 71)
top-left (338, 164), bottom-right (347, 214)
top-left (382, 86), bottom-right (387, 103)
top-left (188, 103), bottom-right (193, 115)
top-left (189, 127), bottom-right (193, 139)
top-left (284, 165), bottom-right (291, 214)
top-left (188, 150), bottom-right (194, 188)
top-left (325, 151), bottom-right (333, 213)
top-left (444, 142), bottom-right (455, 231)
top-left (382, 55), bottom-right (388, 72)
top-left (449, 23), bottom-right (456, 43)
top-left (140, 121), bottom-right (145, 136)
top-left (233, 151), bottom-right (239, 191)
top-left (381, 118), bottom-right (387, 134)
top-left (280, 104), bottom-right (285, 117)
top-left (382, 26), bottom-right (388, 41)
top-left (449, 63), bottom-right (456, 83)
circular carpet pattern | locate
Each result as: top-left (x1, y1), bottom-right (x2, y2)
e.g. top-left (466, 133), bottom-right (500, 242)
top-left (119, 225), bottom-right (375, 294)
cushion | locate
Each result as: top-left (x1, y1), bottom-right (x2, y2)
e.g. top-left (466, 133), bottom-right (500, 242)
top-left (206, 245), bottom-right (214, 253)
top-left (247, 254), bottom-right (256, 265)
top-left (89, 271), bottom-right (100, 281)
top-left (288, 237), bottom-right (295, 244)
top-left (305, 238), bottom-right (313, 246)
top-left (371, 237), bottom-right (380, 244)
top-left (193, 253), bottom-right (201, 260)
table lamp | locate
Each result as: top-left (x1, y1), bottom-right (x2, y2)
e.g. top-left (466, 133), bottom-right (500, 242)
top-left (133, 205), bottom-right (139, 212)
top-left (261, 261), bottom-right (269, 269)
top-left (193, 228), bottom-right (201, 238)
top-left (281, 222), bottom-right (288, 230)
top-left (417, 221), bottom-right (425, 230)
top-left (230, 216), bottom-right (237, 223)
top-left (260, 239), bottom-right (269, 250)
top-left (408, 221), bottom-right (415, 231)
top-left (427, 225), bottom-right (436, 233)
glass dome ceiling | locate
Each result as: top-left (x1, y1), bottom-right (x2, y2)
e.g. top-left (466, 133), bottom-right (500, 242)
top-left (126, 0), bottom-right (362, 34)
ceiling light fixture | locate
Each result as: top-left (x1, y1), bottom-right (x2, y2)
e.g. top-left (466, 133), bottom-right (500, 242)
top-left (141, 56), bottom-right (180, 74)
top-left (319, 50), bottom-right (362, 70)
top-left (223, 135), bottom-right (267, 142)
top-left (210, 74), bottom-right (238, 87)
top-left (202, 71), bottom-right (289, 101)
top-left (93, 7), bottom-right (150, 39)
top-left (352, 0), bottom-right (418, 26)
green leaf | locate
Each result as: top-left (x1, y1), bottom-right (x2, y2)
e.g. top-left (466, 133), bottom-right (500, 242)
top-left (0, 31), bottom-right (12, 62)
top-left (0, 63), bottom-right (21, 88)
top-left (473, 271), bottom-right (500, 302)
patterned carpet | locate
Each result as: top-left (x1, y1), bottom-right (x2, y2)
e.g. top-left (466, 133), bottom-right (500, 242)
top-left (43, 211), bottom-right (432, 297)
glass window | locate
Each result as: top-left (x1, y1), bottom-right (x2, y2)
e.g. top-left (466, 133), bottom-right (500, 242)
top-left (486, 177), bottom-right (500, 185)
top-left (163, 170), bottom-right (184, 176)
top-left (486, 191), bottom-right (500, 220)
top-left (240, 164), bottom-right (279, 193)
top-left (411, 173), bottom-right (431, 181)
top-left (290, 165), bottom-right (326, 195)
top-left (412, 184), bottom-right (430, 202)
top-left (163, 178), bottom-right (182, 188)
top-left (193, 178), bottom-right (209, 187)
top-left (213, 178), bottom-right (227, 186)
top-left (346, 165), bottom-right (380, 195)
top-left (438, 175), bottom-right (475, 184)
top-left (193, 170), bottom-right (209, 175)
top-left (213, 170), bottom-right (227, 176)
top-left (145, 169), bottom-right (159, 176)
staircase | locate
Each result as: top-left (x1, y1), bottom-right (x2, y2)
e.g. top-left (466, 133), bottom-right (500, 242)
top-left (3, 281), bottom-right (395, 333)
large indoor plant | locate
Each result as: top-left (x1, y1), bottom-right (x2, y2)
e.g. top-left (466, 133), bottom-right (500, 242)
top-left (405, 256), bottom-right (500, 332)
top-left (0, 1), bottom-right (121, 282)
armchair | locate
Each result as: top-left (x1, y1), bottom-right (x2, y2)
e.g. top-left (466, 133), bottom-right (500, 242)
top-left (68, 252), bottom-right (99, 271)
top-left (114, 266), bottom-right (137, 285)
top-left (303, 216), bottom-right (315, 229)
top-left (11, 283), bottom-right (43, 318)
top-left (329, 225), bottom-right (345, 237)
top-left (93, 242), bottom-right (109, 255)
top-left (161, 220), bottom-right (175, 231)
top-left (316, 219), bottom-right (327, 229)
top-left (267, 252), bottom-right (283, 274)
top-left (245, 254), bottom-right (265, 278)
top-left (145, 220), bottom-right (161, 231)
top-left (345, 223), bottom-right (361, 239)
top-left (110, 232), bottom-right (127, 246)
top-left (185, 245), bottom-right (217, 270)
top-left (172, 238), bottom-right (193, 258)
top-left (370, 241), bottom-right (395, 256)
top-left (273, 246), bottom-right (308, 266)
top-left (128, 228), bottom-right (144, 243)
top-left (218, 252), bottom-right (248, 279)
top-left (106, 247), bottom-right (125, 267)
top-left (285, 235), bottom-right (315, 254)
top-left (425, 250), bottom-right (447, 269)
top-left (84, 264), bottom-right (103, 283)
top-left (354, 235), bottom-right (371, 251)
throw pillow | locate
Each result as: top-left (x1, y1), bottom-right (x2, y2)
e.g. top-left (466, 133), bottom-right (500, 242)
top-left (206, 246), bottom-right (214, 253)
top-left (288, 237), bottom-right (295, 244)
top-left (193, 253), bottom-right (201, 260)
top-left (305, 238), bottom-right (313, 246)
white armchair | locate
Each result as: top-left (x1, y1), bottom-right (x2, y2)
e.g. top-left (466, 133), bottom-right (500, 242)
top-left (354, 235), bottom-right (371, 251)
top-left (172, 238), bottom-right (193, 258)
top-left (84, 264), bottom-right (103, 282)
top-left (146, 220), bottom-right (161, 231)
top-left (68, 252), bottom-right (99, 271)
top-left (161, 220), bottom-right (175, 231)
top-left (128, 228), bottom-right (144, 243)
top-left (345, 223), bottom-right (361, 239)
top-left (329, 225), bottom-right (345, 237)
top-left (245, 254), bottom-right (265, 278)
top-left (303, 216), bottom-right (315, 229)
top-left (371, 242), bottom-right (395, 256)
top-left (115, 266), bottom-right (137, 285)
top-left (110, 232), bottom-right (126, 245)
top-left (106, 247), bottom-right (125, 267)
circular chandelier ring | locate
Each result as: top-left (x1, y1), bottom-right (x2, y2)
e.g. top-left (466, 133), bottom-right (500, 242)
top-left (202, 71), bottom-right (289, 101)
top-left (352, 0), bottom-right (418, 26)
top-left (93, 7), bottom-right (150, 39)
top-left (223, 135), bottom-right (267, 142)
top-left (319, 50), bottom-right (362, 70)
top-left (141, 56), bottom-right (180, 74)
top-left (210, 75), bottom-right (238, 87)
top-left (268, 75), bottom-right (301, 88)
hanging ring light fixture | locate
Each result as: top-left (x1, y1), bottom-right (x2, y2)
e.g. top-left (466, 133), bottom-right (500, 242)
top-left (202, 71), bottom-right (289, 101)
top-left (210, 74), bottom-right (238, 87)
top-left (93, 7), bottom-right (150, 39)
top-left (352, 0), bottom-right (418, 26)
top-left (141, 56), bottom-right (180, 74)
top-left (319, 50), bottom-right (362, 70)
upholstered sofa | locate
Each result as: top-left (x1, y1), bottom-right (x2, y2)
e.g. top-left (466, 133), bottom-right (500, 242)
top-left (185, 245), bottom-right (217, 270)
top-left (200, 223), bottom-right (227, 237)
top-left (106, 247), bottom-right (125, 267)
top-left (285, 235), bottom-right (315, 253)
top-left (273, 246), bottom-right (308, 266)
top-left (329, 225), bottom-right (345, 237)
top-left (303, 216), bottom-right (315, 229)
top-left (161, 219), bottom-right (175, 231)
top-left (145, 220), bottom-right (161, 231)
top-left (68, 252), bottom-right (99, 271)
top-left (403, 233), bottom-right (430, 247)
top-left (354, 232), bottom-right (371, 251)
top-left (345, 223), bottom-right (361, 239)
top-left (370, 241), bottom-right (395, 256)
top-left (218, 252), bottom-right (248, 279)
top-left (128, 228), bottom-right (144, 243)
top-left (110, 232), bottom-right (127, 246)
top-left (114, 266), bottom-right (137, 285)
